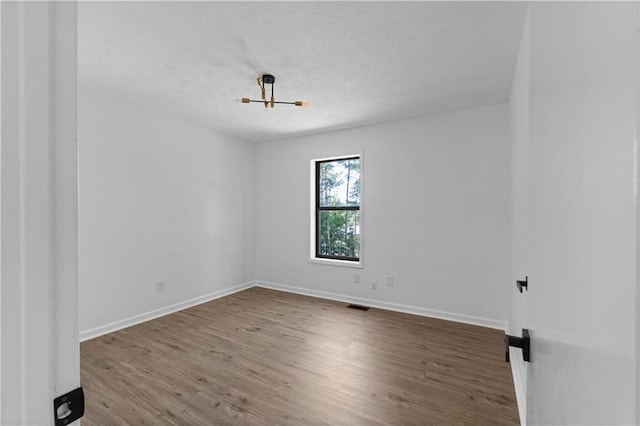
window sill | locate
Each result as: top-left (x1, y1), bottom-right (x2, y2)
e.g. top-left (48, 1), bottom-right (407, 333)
top-left (309, 257), bottom-right (363, 269)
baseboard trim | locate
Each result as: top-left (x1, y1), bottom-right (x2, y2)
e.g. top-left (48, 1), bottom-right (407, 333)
top-left (510, 351), bottom-right (527, 426)
top-left (81, 279), bottom-right (506, 340)
top-left (255, 280), bottom-right (506, 330)
top-left (79, 281), bottom-right (256, 342)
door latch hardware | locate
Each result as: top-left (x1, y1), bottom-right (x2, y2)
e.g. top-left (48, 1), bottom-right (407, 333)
top-left (53, 387), bottom-right (84, 426)
top-left (516, 276), bottom-right (528, 293)
top-left (504, 328), bottom-right (531, 363)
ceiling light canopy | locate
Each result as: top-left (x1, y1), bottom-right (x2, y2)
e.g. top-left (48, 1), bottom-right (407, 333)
top-left (241, 74), bottom-right (308, 108)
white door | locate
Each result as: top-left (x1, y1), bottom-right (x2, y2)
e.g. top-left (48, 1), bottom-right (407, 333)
top-left (524, 3), bottom-right (639, 424)
top-left (507, 7), bottom-right (531, 424)
top-left (1, 2), bottom-right (80, 425)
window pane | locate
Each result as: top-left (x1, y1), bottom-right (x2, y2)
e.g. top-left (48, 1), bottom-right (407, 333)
top-left (318, 210), bottom-right (360, 258)
top-left (319, 158), bottom-right (360, 207)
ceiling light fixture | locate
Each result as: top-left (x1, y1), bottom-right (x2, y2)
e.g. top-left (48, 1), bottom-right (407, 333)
top-left (241, 74), bottom-right (307, 108)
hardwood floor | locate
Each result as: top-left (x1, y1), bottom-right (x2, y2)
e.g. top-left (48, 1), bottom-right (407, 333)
top-left (81, 287), bottom-right (519, 425)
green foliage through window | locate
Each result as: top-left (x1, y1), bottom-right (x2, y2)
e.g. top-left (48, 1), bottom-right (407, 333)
top-left (316, 157), bottom-right (360, 261)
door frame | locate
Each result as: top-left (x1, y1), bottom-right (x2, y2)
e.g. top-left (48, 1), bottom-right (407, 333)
top-left (1, 2), bottom-right (79, 424)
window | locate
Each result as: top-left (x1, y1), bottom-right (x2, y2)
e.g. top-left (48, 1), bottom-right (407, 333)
top-left (312, 156), bottom-right (361, 264)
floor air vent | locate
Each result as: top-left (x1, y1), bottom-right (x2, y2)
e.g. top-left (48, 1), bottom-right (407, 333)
top-left (346, 304), bottom-right (370, 311)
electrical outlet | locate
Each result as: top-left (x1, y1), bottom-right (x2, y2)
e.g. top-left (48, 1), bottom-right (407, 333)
top-left (353, 273), bottom-right (360, 284)
top-left (156, 280), bottom-right (165, 292)
top-left (371, 280), bottom-right (378, 290)
top-left (386, 276), bottom-right (394, 287)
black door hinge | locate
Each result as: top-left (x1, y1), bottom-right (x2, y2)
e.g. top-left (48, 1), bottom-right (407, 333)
top-left (516, 276), bottom-right (528, 293)
top-left (504, 328), bottom-right (531, 363)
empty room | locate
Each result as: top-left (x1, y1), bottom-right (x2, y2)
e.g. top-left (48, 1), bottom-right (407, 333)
top-left (1, 1), bottom-right (639, 426)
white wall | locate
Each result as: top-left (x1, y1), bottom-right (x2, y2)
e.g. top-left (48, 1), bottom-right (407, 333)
top-left (508, 3), bottom-right (639, 424)
top-left (78, 91), bottom-right (255, 338)
top-left (255, 105), bottom-right (511, 327)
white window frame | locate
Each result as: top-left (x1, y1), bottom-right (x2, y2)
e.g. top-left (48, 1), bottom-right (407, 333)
top-left (309, 152), bottom-right (364, 268)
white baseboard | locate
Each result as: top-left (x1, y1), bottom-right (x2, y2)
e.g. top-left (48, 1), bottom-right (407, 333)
top-left (510, 350), bottom-right (527, 426)
top-left (79, 281), bottom-right (256, 342)
top-left (255, 280), bottom-right (506, 330)
top-left (81, 278), bottom-right (506, 339)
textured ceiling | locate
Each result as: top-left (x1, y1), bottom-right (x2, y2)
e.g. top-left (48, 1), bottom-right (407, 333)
top-left (78, 2), bottom-right (527, 142)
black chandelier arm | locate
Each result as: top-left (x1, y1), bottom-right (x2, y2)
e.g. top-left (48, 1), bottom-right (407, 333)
top-left (242, 98), bottom-right (302, 106)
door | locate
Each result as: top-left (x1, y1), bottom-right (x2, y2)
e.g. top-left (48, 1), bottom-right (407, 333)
top-left (507, 7), bottom-right (531, 424)
top-left (1, 2), bottom-right (80, 424)
top-left (525, 3), bottom-right (639, 424)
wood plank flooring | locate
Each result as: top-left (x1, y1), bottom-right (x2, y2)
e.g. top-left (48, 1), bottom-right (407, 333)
top-left (81, 287), bottom-right (519, 425)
